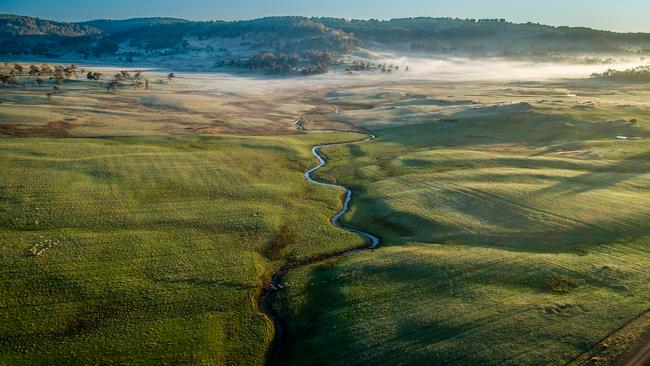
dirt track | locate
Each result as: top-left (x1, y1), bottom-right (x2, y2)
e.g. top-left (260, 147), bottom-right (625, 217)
top-left (617, 336), bottom-right (650, 366)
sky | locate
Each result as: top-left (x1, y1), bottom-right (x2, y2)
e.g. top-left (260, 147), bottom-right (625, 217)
top-left (1, 0), bottom-right (649, 33)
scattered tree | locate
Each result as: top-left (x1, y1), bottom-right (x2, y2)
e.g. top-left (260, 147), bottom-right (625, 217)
top-left (0, 74), bottom-right (18, 85)
top-left (86, 71), bottom-right (103, 80)
top-left (13, 64), bottom-right (24, 75)
top-left (63, 64), bottom-right (78, 79)
top-left (40, 64), bottom-right (52, 76)
top-left (29, 65), bottom-right (41, 77)
top-left (132, 71), bottom-right (148, 88)
top-left (46, 86), bottom-right (62, 101)
top-left (51, 66), bottom-right (66, 84)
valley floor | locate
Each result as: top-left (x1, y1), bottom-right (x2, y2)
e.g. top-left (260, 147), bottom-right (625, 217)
top-left (1, 62), bottom-right (649, 365)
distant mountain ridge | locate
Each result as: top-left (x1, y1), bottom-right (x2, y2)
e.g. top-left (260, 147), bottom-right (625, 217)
top-left (2, 13), bottom-right (650, 68)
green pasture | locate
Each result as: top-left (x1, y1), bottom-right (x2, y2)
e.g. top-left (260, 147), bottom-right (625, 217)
top-left (275, 89), bottom-right (650, 365)
top-left (0, 133), bottom-right (363, 364)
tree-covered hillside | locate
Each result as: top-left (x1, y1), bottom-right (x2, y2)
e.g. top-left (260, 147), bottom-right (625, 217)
top-left (0, 14), bottom-right (99, 37)
top-left (78, 17), bottom-right (191, 34)
top-left (320, 17), bottom-right (650, 54)
top-left (3, 14), bottom-right (650, 70)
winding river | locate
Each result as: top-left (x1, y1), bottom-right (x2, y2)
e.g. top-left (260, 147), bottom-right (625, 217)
top-left (304, 134), bottom-right (380, 249)
top-left (260, 133), bottom-right (380, 366)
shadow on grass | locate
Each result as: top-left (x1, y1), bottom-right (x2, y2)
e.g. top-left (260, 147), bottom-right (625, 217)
top-left (276, 265), bottom-right (357, 365)
top-left (377, 104), bottom-right (648, 150)
top-left (535, 150), bottom-right (650, 196)
top-left (273, 246), bottom-right (623, 365)
top-left (343, 185), bottom-right (650, 254)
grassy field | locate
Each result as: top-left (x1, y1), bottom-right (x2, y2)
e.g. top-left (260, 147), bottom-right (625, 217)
top-left (0, 70), bottom-right (369, 364)
top-left (2, 62), bottom-right (650, 365)
top-left (274, 81), bottom-right (650, 365)
top-left (0, 133), bottom-right (369, 364)
top-left (0, 63), bottom-right (350, 137)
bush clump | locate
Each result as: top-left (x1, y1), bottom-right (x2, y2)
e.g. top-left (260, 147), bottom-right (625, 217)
top-left (545, 276), bottom-right (578, 293)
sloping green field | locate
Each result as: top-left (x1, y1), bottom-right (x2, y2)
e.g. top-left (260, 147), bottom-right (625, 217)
top-left (274, 95), bottom-right (650, 365)
top-left (2, 66), bottom-right (650, 365)
top-left (0, 133), bottom-right (364, 364)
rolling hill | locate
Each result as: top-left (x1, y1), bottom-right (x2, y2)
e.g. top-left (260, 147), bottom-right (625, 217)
top-left (3, 14), bottom-right (650, 69)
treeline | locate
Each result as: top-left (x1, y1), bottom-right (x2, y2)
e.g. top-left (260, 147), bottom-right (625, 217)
top-left (0, 14), bottom-right (99, 37)
top-left (106, 16), bottom-right (355, 54)
top-left (319, 17), bottom-right (507, 42)
top-left (345, 60), bottom-right (409, 73)
top-left (217, 50), bottom-right (334, 75)
top-left (0, 63), bottom-right (173, 95)
top-left (0, 63), bottom-right (80, 86)
top-left (0, 15), bottom-right (355, 62)
top-left (0, 14), bottom-right (100, 57)
top-left (591, 66), bottom-right (650, 82)
top-left (318, 17), bottom-right (649, 54)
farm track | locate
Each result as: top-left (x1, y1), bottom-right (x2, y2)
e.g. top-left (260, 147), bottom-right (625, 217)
top-left (561, 307), bottom-right (650, 366)
top-left (619, 335), bottom-right (650, 366)
top-left (259, 133), bottom-right (380, 366)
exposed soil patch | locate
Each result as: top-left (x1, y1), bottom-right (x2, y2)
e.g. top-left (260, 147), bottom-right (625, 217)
top-left (0, 121), bottom-right (73, 137)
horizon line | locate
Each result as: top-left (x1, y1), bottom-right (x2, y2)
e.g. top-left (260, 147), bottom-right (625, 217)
top-left (2, 12), bottom-right (646, 35)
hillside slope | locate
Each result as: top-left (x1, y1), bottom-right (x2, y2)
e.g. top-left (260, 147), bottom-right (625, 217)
top-left (3, 14), bottom-right (650, 66)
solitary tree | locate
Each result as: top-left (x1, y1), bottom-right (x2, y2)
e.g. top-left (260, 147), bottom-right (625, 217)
top-left (86, 71), bottom-right (103, 81)
top-left (46, 86), bottom-right (61, 101)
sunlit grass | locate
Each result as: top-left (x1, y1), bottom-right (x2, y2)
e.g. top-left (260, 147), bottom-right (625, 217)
top-left (275, 89), bottom-right (650, 365)
top-left (0, 133), bottom-right (364, 364)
